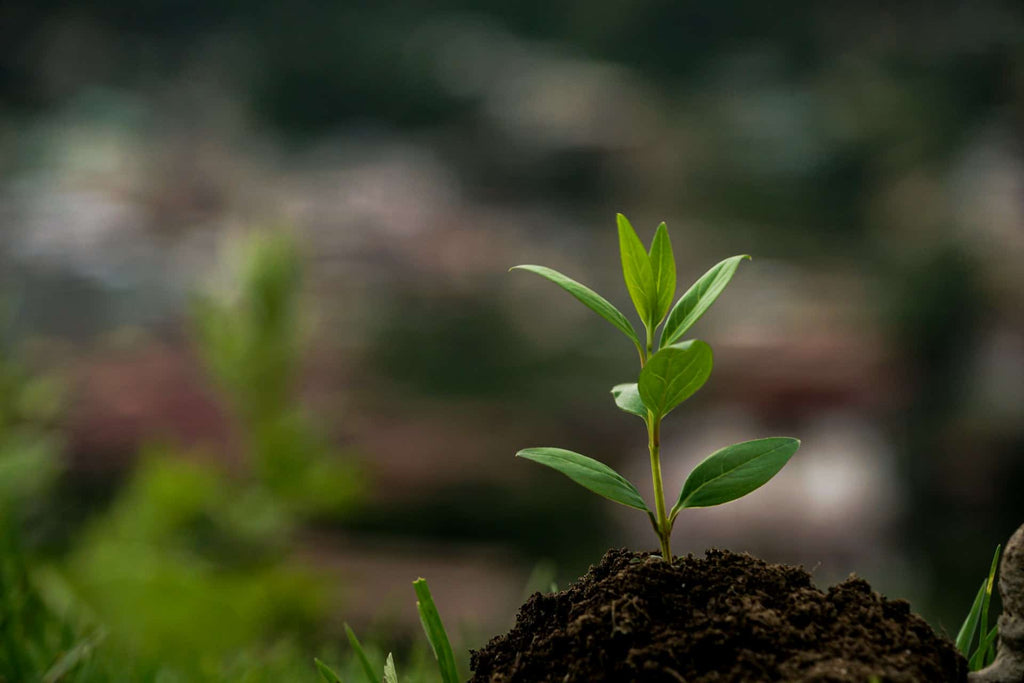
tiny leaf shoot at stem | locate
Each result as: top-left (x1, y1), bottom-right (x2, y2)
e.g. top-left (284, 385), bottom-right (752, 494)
top-left (512, 214), bottom-right (800, 561)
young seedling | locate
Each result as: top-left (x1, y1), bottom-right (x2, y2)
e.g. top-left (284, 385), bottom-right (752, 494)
top-left (513, 214), bottom-right (800, 561)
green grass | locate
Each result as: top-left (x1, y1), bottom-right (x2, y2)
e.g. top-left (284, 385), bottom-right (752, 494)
top-left (956, 544), bottom-right (1001, 671)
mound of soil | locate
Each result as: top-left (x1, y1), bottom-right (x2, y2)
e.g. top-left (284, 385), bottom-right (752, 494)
top-left (470, 548), bottom-right (967, 683)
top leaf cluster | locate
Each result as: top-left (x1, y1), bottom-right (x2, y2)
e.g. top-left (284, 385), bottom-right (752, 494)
top-left (514, 214), bottom-right (749, 419)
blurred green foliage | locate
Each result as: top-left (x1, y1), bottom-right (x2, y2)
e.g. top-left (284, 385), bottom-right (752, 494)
top-left (192, 231), bottom-right (363, 517)
top-left (0, 232), bottom-right (379, 680)
top-left (0, 321), bottom-right (64, 538)
top-left (64, 231), bottom-right (364, 665)
top-left (68, 450), bottom-right (324, 663)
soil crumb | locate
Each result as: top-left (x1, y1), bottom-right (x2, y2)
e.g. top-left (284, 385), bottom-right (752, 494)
top-left (470, 548), bottom-right (966, 682)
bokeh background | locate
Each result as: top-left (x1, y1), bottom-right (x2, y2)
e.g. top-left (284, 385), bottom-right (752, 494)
top-left (1, 1), bottom-right (1023, 679)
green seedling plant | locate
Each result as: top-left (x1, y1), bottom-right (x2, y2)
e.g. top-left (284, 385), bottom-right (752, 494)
top-left (315, 578), bottom-right (459, 683)
top-left (956, 544), bottom-right (1001, 671)
top-left (513, 214), bottom-right (800, 561)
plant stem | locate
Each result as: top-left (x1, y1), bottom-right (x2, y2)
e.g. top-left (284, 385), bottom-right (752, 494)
top-left (643, 323), bottom-right (672, 560)
top-left (647, 410), bottom-right (672, 561)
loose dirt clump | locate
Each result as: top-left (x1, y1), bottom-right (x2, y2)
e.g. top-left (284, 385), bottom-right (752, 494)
top-left (471, 548), bottom-right (966, 682)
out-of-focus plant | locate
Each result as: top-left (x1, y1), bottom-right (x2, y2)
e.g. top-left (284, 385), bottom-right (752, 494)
top-left (67, 230), bottom-right (362, 665)
top-left (0, 307), bottom-right (65, 535)
top-left (0, 516), bottom-right (108, 683)
top-left (192, 230), bottom-right (363, 517)
top-left (69, 448), bottom-right (324, 662)
top-left (513, 215), bottom-right (800, 561)
top-left (0, 310), bottom-right (106, 682)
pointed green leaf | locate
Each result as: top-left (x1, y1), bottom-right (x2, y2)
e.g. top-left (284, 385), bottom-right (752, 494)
top-left (674, 437), bottom-right (800, 510)
top-left (661, 255), bottom-right (751, 348)
top-left (511, 265), bottom-right (641, 351)
top-left (616, 214), bottom-right (658, 328)
top-left (383, 653), bottom-right (399, 683)
top-left (42, 631), bottom-right (103, 683)
top-left (978, 544), bottom-right (1001, 664)
top-left (970, 625), bottom-right (999, 671)
top-left (611, 383), bottom-right (647, 419)
top-left (344, 624), bottom-right (378, 683)
top-left (413, 578), bottom-right (459, 683)
top-left (982, 624), bottom-right (999, 668)
top-left (517, 447), bottom-right (649, 511)
top-left (648, 222), bottom-right (676, 325)
top-left (957, 580), bottom-right (987, 656)
top-left (638, 340), bottom-right (713, 418)
top-left (315, 658), bottom-right (343, 683)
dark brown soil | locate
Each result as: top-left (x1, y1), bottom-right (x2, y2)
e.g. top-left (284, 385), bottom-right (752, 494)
top-left (470, 548), bottom-right (967, 683)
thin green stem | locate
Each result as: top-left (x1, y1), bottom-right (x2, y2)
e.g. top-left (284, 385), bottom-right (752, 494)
top-left (647, 410), bottom-right (671, 561)
top-left (643, 322), bottom-right (671, 560)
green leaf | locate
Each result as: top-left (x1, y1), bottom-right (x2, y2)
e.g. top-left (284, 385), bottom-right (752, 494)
top-left (315, 658), bottom-right (343, 683)
top-left (638, 340), bottom-right (713, 419)
top-left (616, 214), bottom-right (658, 328)
top-left (978, 544), bottom-right (1001, 665)
top-left (383, 653), bottom-right (399, 683)
top-left (661, 255), bottom-right (750, 348)
top-left (511, 265), bottom-right (641, 351)
top-left (970, 625), bottom-right (999, 671)
top-left (957, 580), bottom-right (987, 656)
top-left (413, 578), bottom-right (459, 683)
top-left (42, 631), bottom-right (103, 683)
top-left (611, 383), bottom-right (647, 418)
top-left (648, 222), bottom-right (676, 325)
top-left (674, 437), bottom-right (800, 511)
top-left (344, 623), bottom-right (378, 683)
top-left (517, 447), bottom-right (649, 511)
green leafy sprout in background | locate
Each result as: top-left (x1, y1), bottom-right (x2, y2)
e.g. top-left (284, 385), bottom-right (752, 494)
top-left (513, 214), bottom-right (801, 561)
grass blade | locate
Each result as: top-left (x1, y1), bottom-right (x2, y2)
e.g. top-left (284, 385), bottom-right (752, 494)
top-left (42, 630), bottom-right (104, 683)
top-left (516, 447), bottom-right (649, 512)
top-left (969, 625), bottom-right (999, 671)
top-left (661, 254), bottom-right (750, 348)
top-left (344, 623), bottom-right (378, 683)
top-left (978, 544), bottom-right (1001, 665)
top-left (511, 265), bottom-right (642, 353)
top-left (314, 658), bottom-right (344, 683)
top-left (956, 580), bottom-right (986, 656)
top-left (413, 578), bottom-right (459, 683)
top-left (383, 653), bottom-right (399, 683)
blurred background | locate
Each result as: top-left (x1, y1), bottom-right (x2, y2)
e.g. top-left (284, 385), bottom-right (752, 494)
top-left (1, 0), bottom-right (1023, 679)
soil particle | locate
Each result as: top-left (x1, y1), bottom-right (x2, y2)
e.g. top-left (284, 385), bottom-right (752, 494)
top-left (470, 548), bottom-right (967, 683)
